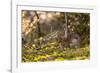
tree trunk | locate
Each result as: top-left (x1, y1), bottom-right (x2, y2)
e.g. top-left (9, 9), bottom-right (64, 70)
top-left (64, 12), bottom-right (68, 39)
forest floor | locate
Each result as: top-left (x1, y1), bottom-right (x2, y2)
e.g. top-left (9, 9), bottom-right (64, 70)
top-left (22, 41), bottom-right (90, 62)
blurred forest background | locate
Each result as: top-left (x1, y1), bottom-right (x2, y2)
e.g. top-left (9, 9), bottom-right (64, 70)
top-left (21, 10), bottom-right (90, 62)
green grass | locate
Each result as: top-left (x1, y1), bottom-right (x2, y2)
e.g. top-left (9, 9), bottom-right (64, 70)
top-left (22, 42), bottom-right (90, 62)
